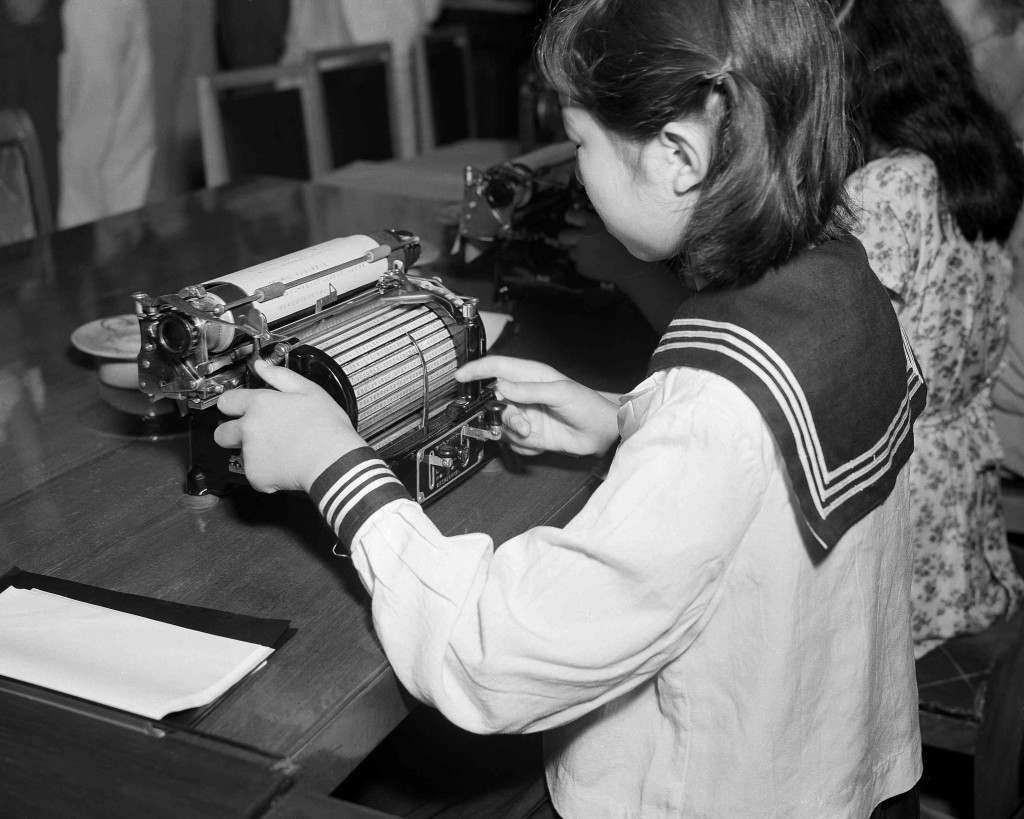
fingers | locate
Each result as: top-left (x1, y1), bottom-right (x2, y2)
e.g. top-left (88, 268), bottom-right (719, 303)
top-left (218, 363), bottom-right (325, 417)
top-left (508, 442), bottom-right (543, 456)
top-left (503, 405), bottom-right (531, 437)
top-left (213, 418), bottom-right (243, 449)
top-left (494, 378), bottom-right (570, 407)
top-left (217, 387), bottom-right (257, 417)
top-left (502, 409), bottom-right (543, 456)
top-left (252, 358), bottom-right (319, 393)
top-left (455, 355), bottom-right (562, 384)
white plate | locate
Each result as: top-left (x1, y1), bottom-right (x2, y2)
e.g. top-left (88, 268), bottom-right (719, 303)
top-left (70, 314), bottom-right (141, 360)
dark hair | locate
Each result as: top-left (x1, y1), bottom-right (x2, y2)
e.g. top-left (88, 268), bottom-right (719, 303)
top-left (836, 0), bottom-right (1024, 241)
top-left (536, 0), bottom-right (853, 289)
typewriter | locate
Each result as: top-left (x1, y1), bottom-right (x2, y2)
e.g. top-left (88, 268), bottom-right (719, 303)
top-left (133, 230), bottom-right (503, 504)
top-left (458, 143), bottom-right (618, 308)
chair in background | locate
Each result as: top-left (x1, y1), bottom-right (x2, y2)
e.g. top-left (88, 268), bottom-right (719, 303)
top-left (196, 62), bottom-right (330, 187)
top-left (305, 43), bottom-right (399, 170)
top-left (413, 26), bottom-right (477, 152)
top-left (433, 1), bottom-right (539, 140)
top-left (916, 607), bottom-right (1024, 817)
top-left (517, 65), bottom-right (567, 153)
top-left (0, 108), bottom-right (53, 245)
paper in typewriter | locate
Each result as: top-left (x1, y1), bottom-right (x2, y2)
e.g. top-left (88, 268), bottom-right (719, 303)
top-left (0, 587), bottom-right (274, 719)
top-left (480, 310), bottom-right (513, 350)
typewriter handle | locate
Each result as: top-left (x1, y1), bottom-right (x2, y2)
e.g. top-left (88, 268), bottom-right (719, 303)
top-left (213, 282), bottom-right (288, 315)
top-left (380, 274), bottom-right (475, 313)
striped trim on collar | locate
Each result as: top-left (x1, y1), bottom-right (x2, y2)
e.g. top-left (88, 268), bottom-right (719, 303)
top-left (650, 318), bottom-right (926, 549)
top-left (309, 446), bottom-right (410, 546)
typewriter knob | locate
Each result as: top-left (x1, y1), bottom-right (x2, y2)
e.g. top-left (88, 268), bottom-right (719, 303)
top-left (485, 400), bottom-right (505, 429)
top-left (158, 314), bottom-right (200, 357)
top-left (484, 178), bottom-right (516, 209)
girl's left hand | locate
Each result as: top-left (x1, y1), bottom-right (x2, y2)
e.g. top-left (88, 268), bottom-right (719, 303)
top-left (214, 358), bottom-right (365, 493)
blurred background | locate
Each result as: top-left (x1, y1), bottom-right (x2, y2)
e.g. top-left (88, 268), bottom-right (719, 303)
top-left (0, 0), bottom-right (556, 239)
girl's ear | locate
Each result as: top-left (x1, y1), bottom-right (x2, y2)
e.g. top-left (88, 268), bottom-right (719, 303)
top-left (657, 118), bottom-right (713, 196)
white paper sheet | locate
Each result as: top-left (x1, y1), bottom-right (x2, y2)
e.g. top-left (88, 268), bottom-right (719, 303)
top-left (480, 310), bottom-right (513, 351)
top-left (0, 587), bottom-right (274, 719)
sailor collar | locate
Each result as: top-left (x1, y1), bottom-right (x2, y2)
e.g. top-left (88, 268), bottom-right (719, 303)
top-left (649, 236), bottom-right (926, 550)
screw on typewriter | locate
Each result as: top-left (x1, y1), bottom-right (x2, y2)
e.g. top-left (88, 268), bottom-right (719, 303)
top-left (133, 230), bottom-right (505, 507)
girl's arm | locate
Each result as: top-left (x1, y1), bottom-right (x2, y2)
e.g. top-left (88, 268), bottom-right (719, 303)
top-left (308, 368), bottom-right (770, 734)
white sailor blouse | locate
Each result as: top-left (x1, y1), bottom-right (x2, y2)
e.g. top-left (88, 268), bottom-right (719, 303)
top-left (307, 236), bottom-right (925, 818)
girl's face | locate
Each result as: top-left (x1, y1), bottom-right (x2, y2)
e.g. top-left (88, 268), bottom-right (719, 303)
top-left (562, 106), bottom-right (708, 262)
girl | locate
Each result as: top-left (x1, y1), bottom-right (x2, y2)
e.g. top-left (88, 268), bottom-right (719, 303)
top-left (217, 1), bottom-right (925, 815)
top-left (835, 0), bottom-right (1024, 658)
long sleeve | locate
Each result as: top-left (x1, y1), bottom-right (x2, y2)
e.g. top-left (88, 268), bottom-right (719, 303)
top-left (309, 369), bottom-right (772, 734)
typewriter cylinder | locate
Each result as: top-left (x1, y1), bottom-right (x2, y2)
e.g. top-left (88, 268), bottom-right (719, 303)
top-left (134, 230), bottom-right (502, 505)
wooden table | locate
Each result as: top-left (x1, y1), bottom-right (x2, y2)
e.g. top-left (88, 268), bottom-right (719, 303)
top-left (0, 177), bottom-right (655, 810)
top-left (317, 138), bottom-right (517, 203)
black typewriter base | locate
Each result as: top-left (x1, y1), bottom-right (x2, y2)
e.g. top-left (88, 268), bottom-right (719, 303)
top-left (183, 400), bottom-right (503, 506)
top-left (453, 244), bottom-right (621, 311)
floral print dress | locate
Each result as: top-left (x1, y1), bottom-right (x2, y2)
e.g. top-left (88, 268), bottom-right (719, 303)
top-left (847, 150), bottom-right (1024, 658)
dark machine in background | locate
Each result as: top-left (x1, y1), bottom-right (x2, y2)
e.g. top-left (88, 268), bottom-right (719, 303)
top-left (456, 144), bottom-right (619, 308)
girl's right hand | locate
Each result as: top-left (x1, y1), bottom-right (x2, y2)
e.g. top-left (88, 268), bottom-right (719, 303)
top-left (455, 356), bottom-right (620, 457)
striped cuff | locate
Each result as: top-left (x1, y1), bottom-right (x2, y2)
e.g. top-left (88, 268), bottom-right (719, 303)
top-left (309, 447), bottom-right (411, 546)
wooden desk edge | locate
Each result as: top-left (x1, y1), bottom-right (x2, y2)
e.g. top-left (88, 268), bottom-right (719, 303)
top-left (289, 665), bottom-right (412, 791)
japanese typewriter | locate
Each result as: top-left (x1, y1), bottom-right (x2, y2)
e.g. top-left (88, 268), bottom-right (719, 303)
top-left (458, 143), bottom-right (617, 308)
top-left (133, 230), bottom-right (503, 504)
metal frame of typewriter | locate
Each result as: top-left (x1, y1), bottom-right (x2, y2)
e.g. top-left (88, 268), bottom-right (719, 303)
top-left (132, 230), bottom-right (503, 505)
